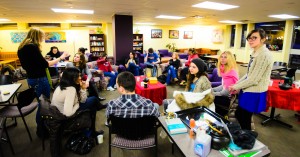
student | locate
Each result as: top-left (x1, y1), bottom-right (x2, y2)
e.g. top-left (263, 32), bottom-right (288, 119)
top-left (51, 67), bottom-right (103, 137)
top-left (165, 52), bottom-right (180, 85)
top-left (125, 52), bottom-right (140, 76)
top-left (144, 48), bottom-right (160, 77)
top-left (213, 51), bottom-right (239, 96)
top-left (229, 29), bottom-right (273, 130)
top-left (106, 71), bottom-right (160, 118)
top-left (97, 52), bottom-right (118, 91)
top-left (179, 48), bottom-right (199, 86)
top-left (46, 46), bottom-right (61, 60)
top-left (78, 47), bottom-right (88, 61)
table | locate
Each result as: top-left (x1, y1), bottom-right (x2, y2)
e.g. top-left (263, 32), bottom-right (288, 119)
top-left (261, 80), bottom-right (300, 128)
top-left (158, 116), bottom-right (271, 157)
top-left (0, 59), bottom-right (18, 69)
top-left (135, 76), bottom-right (166, 105)
top-left (0, 83), bottom-right (22, 104)
top-left (272, 65), bottom-right (286, 71)
top-left (204, 55), bottom-right (219, 60)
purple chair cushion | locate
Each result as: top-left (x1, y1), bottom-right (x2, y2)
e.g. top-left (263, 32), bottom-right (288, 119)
top-left (208, 68), bottom-right (222, 87)
top-left (158, 49), bottom-right (172, 57)
top-left (178, 53), bottom-right (188, 59)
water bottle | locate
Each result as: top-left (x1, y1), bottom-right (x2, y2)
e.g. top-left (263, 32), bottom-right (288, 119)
top-left (194, 129), bottom-right (211, 157)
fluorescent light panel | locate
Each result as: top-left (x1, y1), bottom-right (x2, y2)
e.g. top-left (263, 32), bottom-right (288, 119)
top-left (156, 15), bottom-right (185, 20)
top-left (192, 1), bottom-right (239, 10)
top-left (135, 22), bottom-right (155, 25)
top-left (0, 18), bottom-right (10, 21)
top-left (52, 8), bottom-right (94, 14)
top-left (268, 14), bottom-right (299, 19)
top-left (66, 20), bottom-right (92, 23)
top-left (219, 20), bottom-right (242, 24)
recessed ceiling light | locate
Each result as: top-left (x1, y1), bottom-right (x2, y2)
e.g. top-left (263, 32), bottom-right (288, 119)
top-left (192, 1), bottom-right (239, 10)
top-left (66, 20), bottom-right (92, 23)
top-left (268, 14), bottom-right (299, 19)
top-left (52, 8), bottom-right (94, 14)
top-left (135, 22), bottom-right (156, 25)
top-left (0, 18), bottom-right (10, 22)
top-left (156, 15), bottom-right (185, 20)
top-left (219, 20), bottom-right (242, 24)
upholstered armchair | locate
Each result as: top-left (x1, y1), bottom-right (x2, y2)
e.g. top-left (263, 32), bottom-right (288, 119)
top-left (158, 49), bottom-right (172, 57)
top-left (208, 68), bottom-right (222, 87)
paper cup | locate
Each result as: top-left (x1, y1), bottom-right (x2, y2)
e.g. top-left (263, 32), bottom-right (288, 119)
top-left (97, 135), bottom-right (103, 144)
top-left (295, 82), bottom-right (300, 89)
top-left (269, 80), bottom-right (273, 86)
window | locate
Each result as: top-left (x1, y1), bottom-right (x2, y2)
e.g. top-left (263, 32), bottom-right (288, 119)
top-left (240, 24), bottom-right (247, 47)
top-left (291, 20), bottom-right (300, 49)
top-left (255, 21), bottom-right (285, 51)
top-left (230, 25), bottom-right (236, 47)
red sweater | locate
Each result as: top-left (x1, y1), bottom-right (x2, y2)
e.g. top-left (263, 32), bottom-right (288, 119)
top-left (185, 54), bottom-right (199, 67)
top-left (97, 58), bottom-right (113, 72)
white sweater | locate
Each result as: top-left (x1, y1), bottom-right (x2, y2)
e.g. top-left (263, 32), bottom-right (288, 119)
top-left (51, 86), bottom-right (87, 117)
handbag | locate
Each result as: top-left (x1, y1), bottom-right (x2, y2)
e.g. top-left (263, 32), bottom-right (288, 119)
top-left (65, 133), bottom-right (95, 155)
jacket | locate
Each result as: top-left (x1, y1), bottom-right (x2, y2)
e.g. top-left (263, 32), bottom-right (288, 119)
top-left (97, 58), bottom-right (113, 72)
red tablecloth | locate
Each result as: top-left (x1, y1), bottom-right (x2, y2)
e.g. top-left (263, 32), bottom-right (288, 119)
top-left (135, 76), bottom-right (167, 105)
top-left (267, 80), bottom-right (300, 111)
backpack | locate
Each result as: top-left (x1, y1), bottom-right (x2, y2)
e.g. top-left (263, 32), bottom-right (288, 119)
top-left (157, 74), bottom-right (167, 84)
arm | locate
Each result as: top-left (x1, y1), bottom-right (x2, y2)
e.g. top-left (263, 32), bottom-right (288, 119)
top-left (84, 66), bottom-right (92, 82)
top-left (48, 52), bottom-right (69, 66)
top-left (153, 53), bottom-right (160, 64)
top-left (144, 53), bottom-right (148, 63)
top-left (63, 88), bottom-right (79, 117)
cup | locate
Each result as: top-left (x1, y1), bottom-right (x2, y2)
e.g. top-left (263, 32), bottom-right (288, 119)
top-left (97, 134), bottom-right (103, 144)
top-left (295, 82), bottom-right (300, 89)
top-left (269, 80), bottom-right (273, 86)
top-left (136, 76), bottom-right (140, 82)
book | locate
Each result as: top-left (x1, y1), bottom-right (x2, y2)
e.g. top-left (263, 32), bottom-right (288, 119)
top-left (165, 118), bottom-right (187, 135)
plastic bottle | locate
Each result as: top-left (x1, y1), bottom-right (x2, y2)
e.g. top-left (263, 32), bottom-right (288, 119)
top-left (194, 129), bottom-right (211, 157)
top-left (189, 118), bottom-right (195, 137)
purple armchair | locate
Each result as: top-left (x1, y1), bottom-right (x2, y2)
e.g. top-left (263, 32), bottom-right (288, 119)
top-left (208, 68), bottom-right (222, 87)
top-left (158, 49), bottom-right (172, 57)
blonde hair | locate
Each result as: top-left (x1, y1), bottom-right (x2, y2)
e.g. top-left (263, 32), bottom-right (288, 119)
top-left (172, 52), bottom-right (179, 59)
top-left (217, 51), bottom-right (238, 76)
top-left (18, 27), bottom-right (44, 51)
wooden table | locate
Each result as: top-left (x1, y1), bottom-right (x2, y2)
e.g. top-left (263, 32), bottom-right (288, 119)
top-left (135, 76), bottom-right (166, 105)
top-left (204, 55), bottom-right (219, 60)
top-left (158, 116), bottom-right (271, 157)
top-left (0, 59), bottom-right (19, 69)
top-left (0, 83), bottom-right (22, 104)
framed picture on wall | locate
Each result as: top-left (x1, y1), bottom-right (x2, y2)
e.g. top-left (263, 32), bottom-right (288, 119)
top-left (184, 31), bottom-right (193, 39)
top-left (169, 30), bottom-right (179, 39)
top-left (151, 29), bottom-right (162, 38)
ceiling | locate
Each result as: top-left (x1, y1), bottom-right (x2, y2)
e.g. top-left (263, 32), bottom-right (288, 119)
top-left (0, 0), bottom-right (300, 26)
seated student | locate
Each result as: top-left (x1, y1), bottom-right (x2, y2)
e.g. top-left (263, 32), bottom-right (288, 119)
top-left (125, 52), bottom-right (140, 76)
top-left (51, 67), bottom-right (103, 137)
top-left (46, 46), bottom-right (61, 60)
top-left (179, 48), bottom-right (199, 86)
top-left (144, 48), bottom-right (160, 77)
top-left (105, 71), bottom-right (160, 118)
top-left (66, 53), bottom-right (106, 101)
top-left (97, 52), bottom-right (118, 91)
top-left (165, 52), bottom-right (180, 85)
top-left (213, 51), bottom-right (239, 97)
top-left (163, 58), bottom-right (215, 111)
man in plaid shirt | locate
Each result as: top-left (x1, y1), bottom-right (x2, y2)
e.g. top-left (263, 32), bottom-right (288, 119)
top-left (105, 71), bottom-right (160, 118)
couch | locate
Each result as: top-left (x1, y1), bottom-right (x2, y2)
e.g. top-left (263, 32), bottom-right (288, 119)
top-left (208, 68), bottom-right (222, 87)
top-left (158, 49), bottom-right (188, 60)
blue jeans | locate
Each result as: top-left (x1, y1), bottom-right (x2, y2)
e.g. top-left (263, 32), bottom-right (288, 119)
top-left (79, 96), bottom-right (99, 133)
top-left (166, 66), bottom-right (177, 84)
top-left (27, 77), bottom-right (51, 125)
top-left (127, 63), bottom-right (140, 76)
top-left (104, 72), bottom-right (118, 87)
top-left (145, 62), bottom-right (157, 77)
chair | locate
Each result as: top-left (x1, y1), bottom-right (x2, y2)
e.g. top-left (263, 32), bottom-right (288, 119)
top-left (0, 88), bottom-right (38, 154)
top-left (0, 75), bottom-right (13, 85)
top-left (107, 115), bottom-right (159, 157)
top-left (208, 68), bottom-right (222, 87)
top-left (286, 68), bottom-right (297, 80)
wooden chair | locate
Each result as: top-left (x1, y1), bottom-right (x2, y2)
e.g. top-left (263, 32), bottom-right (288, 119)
top-left (107, 115), bottom-right (159, 157)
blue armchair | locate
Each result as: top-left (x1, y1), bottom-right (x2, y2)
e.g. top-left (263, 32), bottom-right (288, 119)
top-left (208, 68), bottom-right (222, 87)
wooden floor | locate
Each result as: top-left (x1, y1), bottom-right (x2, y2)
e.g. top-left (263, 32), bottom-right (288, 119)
top-left (1, 64), bottom-right (300, 157)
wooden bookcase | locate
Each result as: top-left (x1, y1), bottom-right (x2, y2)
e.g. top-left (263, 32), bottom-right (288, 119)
top-left (133, 34), bottom-right (143, 54)
top-left (89, 34), bottom-right (105, 57)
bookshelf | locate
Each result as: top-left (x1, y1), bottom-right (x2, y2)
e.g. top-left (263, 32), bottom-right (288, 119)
top-left (133, 34), bottom-right (143, 54)
top-left (89, 34), bottom-right (105, 57)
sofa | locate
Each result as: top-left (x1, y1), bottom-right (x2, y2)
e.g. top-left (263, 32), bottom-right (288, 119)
top-left (158, 49), bottom-right (188, 60)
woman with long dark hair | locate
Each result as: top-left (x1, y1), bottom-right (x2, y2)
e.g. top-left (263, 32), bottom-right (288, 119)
top-left (125, 52), bottom-right (140, 76)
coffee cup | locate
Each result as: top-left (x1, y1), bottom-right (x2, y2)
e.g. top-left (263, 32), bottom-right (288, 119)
top-left (97, 134), bottom-right (103, 144)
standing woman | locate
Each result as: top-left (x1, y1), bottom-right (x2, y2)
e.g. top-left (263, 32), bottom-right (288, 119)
top-left (18, 27), bottom-right (69, 98)
top-left (229, 29), bottom-right (273, 130)
top-left (165, 52), bottom-right (180, 85)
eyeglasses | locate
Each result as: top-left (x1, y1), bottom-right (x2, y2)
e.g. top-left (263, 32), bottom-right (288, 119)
top-left (246, 36), bottom-right (258, 41)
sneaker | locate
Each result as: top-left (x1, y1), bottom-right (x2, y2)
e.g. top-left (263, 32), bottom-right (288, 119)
top-left (107, 86), bottom-right (115, 91)
top-left (113, 84), bottom-right (117, 89)
top-left (179, 81), bottom-right (186, 86)
top-left (174, 78), bottom-right (179, 82)
top-left (98, 96), bottom-right (106, 101)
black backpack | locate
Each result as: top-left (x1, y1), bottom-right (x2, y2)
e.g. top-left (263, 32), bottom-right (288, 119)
top-left (157, 74), bottom-right (167, 84)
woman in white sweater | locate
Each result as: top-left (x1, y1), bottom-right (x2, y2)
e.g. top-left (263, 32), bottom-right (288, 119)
top-left (51, 67), bottom-right (102, 137)
top-left (229, 29), bottom-right (273, 130)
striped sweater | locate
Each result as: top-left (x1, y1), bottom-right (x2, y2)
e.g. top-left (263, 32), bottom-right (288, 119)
top-left (233, 45), bottom-right (273, 92)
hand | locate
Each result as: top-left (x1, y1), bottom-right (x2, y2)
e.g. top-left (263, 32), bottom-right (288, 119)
top-left (80, 81), bottom-right (87, 89)
top-left (228, 86), bottom-right (239, 94)
top-left (61, 52), bottom-right (69, 59)
top-left (85, 81), bottom-right (90, 88)
top-left (111, 71), bottom-right (115, 75)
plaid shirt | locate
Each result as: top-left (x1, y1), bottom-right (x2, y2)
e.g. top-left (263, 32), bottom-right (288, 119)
top-left (105, 94), bottom-right (160, 118)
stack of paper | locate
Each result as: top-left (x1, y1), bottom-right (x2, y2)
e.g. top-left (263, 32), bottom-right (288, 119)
top-left (165, 118), bottom-right (188, 135)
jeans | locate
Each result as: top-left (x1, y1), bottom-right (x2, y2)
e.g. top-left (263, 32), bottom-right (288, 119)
top-left (180, 67), bottom-right (189, 81)
top-left (27, 77), bottom-right (51, 125)
top-left (104, 71), bottom-right (118, 87)
top-left (145, 62), bottom-right (157, 77)
top-left (127, 63), bottom-right (140, 76)
top-left (79, 96), bottom-right (99, 133)
top-left (166, 66), bottom-right (177, 84)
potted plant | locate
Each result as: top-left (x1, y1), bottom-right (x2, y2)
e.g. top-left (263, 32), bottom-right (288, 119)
top-left (166, 43), bottom-right (176, 52)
